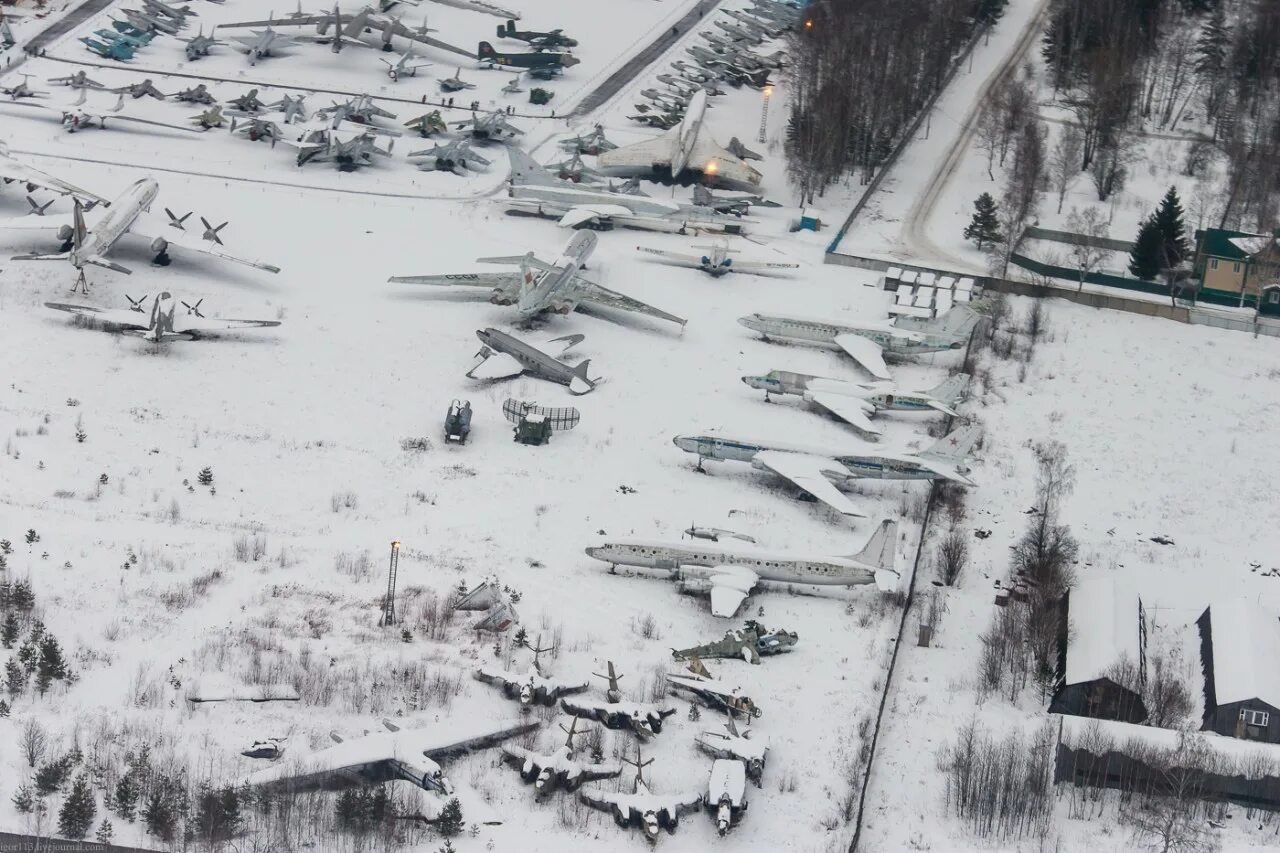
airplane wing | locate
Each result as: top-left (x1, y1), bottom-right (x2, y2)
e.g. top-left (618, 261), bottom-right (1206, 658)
top-left (705, 565), bottom-right (758, 617)
top-left (579, 785), bottom-right (630, 814)
top-left (832, 333), bottom-right (891, 380)
top-left (413, 717), bottom-right (539, 759)
top-left (390, 20), bottom-right (477, 60)
top-left (807, 392), bottom-right (880, 437)
top-left (44, 303), bottom-right (151, 331)
top-left (656, 792), bottom-right (704, 820)
top-left (0, 211), bottom-right (74, 234)
top-left (173, 315), bottom-right (281, 334)
top-left (218, 14), bottom-right (334, 28)
top-left (0, 151), bottom-right (110, 205)
top-left (576, 278), bottom-right (686, 327)
top-left (556, 205), bottom-right (632, 229)
top-left (130, 210), bottom-right (282, 272)
top-left (686, 136), bottom-right (762, 187)
top-left (751, 450), bottom-right (867, 517)
top-left (729, 259), bottom-right (799, 275)
top-left (598, 129), bottom-right (677, 170)
top-left (910, 457), bottom-right (977, 487)
top-left (635, 245), bottom-right (701, 267)
top-left (467, 350), bottom-right (525, 380)
top-left (388, 271), bottom-right (521, 301)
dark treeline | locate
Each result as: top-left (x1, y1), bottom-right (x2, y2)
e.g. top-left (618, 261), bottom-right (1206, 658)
top-left (1043, 0), bottom-right (1280, 229)
top-left (785, 0), bottom-right (1007, 204)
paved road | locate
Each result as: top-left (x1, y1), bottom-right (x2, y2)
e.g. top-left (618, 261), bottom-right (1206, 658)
top-left (570, 0), bottom-right (725, 118)
top-left (0, 829), bottom-right (162, 853)
top-left (23, 0), bottom-right (115, 55)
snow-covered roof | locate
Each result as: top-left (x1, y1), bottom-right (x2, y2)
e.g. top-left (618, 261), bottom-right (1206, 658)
top-left (1064, 577), bottom-right (1142, 686)
top-left (1203, 600), bottom-right (1280, 709)
top-left (1228, 236), bottom-right (1276, 257)
top-left (1058, 715), bottom-right (1280, 776)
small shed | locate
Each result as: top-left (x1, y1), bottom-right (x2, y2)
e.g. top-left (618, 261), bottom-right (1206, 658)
top-left (1048, 578), bottom-right (1148, 723)
top-left (1198, 601), bottom-right (1280, 743)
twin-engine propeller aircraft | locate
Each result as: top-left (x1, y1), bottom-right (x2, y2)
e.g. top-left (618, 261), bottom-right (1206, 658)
top-left (0, 178), bottom-right (280, 291)
top-left (45, 292), bottom-right (280, 343)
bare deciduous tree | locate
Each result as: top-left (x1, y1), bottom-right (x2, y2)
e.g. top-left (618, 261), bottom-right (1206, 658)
top-left (1050, 125), bottom-right (1085, 213)
top-left (21, 719), bottom-right (47, 768)
top-left (1066, 206), bottom-right (1110, 291)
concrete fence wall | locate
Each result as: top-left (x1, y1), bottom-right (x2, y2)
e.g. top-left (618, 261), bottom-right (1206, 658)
top-left (1022, 225), bottom-right (1135, 253)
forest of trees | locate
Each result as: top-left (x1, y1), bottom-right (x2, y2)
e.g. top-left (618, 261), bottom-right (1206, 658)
top-left (785, 0), bottom-right (1008, 204)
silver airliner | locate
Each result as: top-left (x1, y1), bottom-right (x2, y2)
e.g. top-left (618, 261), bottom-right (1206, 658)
top-left (586, 518), bottom-right (898, 616)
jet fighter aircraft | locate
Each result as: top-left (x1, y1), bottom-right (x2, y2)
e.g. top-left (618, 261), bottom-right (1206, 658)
top-left (180, 27), bottom-right (223, 59)
top-left (227, 23), bottom-right (298, 64)
top-left (407, 138), bottom-right (490, 174)
top-left (389, 230), bottom-right (685, 327)
top-left (453, 108), bottom-right (523, 142)
top-left (403, 109), bottom-right (448, 136)
top-left (380, 48), bottom-right (430, 80)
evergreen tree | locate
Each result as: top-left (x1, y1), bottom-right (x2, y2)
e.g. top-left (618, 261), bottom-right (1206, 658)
top-left (114, 771), bottom-right (139, 821)
top-left (95, 819), bottom-right (114, 846)
top-left (963, 193), bottom-right (1003, 250)
top-left (194, 785), bottom-right (241, 843)
top-left (0, 699), bottom-right (9, 716)
top-left (1151, 186), bottom-right (1189, 267)
top-left (36, 756), bottom-right (72, 795)
top-left (436, 797), bottom-right (464, 837)
top-left (4, 658), bottom-right (24, 697)
top-left (142, 785), bottom-right (178, 841)
top-left (11, 580), bottom-right (34, 610)
top-left (197, 467), bottom-right (214, 487)
top-left (975, 0), bottom-right (1006, 25)
top-left (58, 774), bottom-right (97, 840)
top-left (1129, 218), bottom-right (1165, 280)
top-left (1, 611), bottom-right (19, 648)
top-left (12, 785), bottom-right (35, 814)
top-left (36, 634), bottom-right (67, 696)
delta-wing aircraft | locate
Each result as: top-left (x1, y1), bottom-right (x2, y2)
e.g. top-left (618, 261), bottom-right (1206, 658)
top-left (738, 306), bottom-right (979, 380)
top-left (408, 138), bottom-right (490, 174)
top-left (741, 371), bottom-right (969, 438)
top-left (45, 292), bottom-right (280, 343)
top-left (598, 89), bottom-right (761, 190)
top-left (454, 109), bottom-right (523, 142)
top-left (226, 23), bottom-right (299, 64)
top-left (636, 237), bottom-right (797, 278)
top-left (587, 519), bottom-right (899, 616)
top-left (0, 178), bottom-right (280, 290)
top-left (0, 140), bottom-right (110, 206)
top-left (578, 744), bottom-right (702, 841)
top-left (389, 230), bottom-right (686, 327)
top-left (670, 425), bottom-right (982, 516)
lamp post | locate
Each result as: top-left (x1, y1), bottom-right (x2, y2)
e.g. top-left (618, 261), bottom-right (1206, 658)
top-left (380, 540), bottom-right (400, 627)
top-left (757, 83), bottom-right (773, 144)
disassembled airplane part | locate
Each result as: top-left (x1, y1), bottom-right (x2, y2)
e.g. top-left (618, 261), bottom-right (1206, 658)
top-left (444, 399), bottom-right (472, 444)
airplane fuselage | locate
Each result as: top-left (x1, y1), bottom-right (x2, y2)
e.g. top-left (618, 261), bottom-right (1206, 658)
top-left (475, 328), bottom-right (575, 382)
top-left (738, 313), bottom-right (964, 357)
top-left (585, 539), bottom-right (876, 587)
top-left (518, 229), bottom-right (595, 315)
top-left (742, 370), bottom-right (943, 413)
top-left (507, 185), bottom-right (745, 235)
top-left (72, 177), bottom-right (155, 268)
top-left (671, 433), bottom-right (948, 481)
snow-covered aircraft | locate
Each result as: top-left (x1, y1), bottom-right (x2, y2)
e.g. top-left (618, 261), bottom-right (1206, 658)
top-left (598, 89), bottom-right (761, 190)
top-left (636, 237), bottom-right (797, 278)
top-left (707, 759), bottom-right (748, 835)
top-left (578, 744), bottom-right (702, 841)
top-left (408, 138), bottom-right (491, 174)
top-left (0, 140), bottom-right (109, 206)
top-left (560, 662), bottom-right (677, 740)
top-left (227, 23), bottom-right (298, 64)
top-left (500, 716), bottom-right (622, 795)
top-left (741, 371), bottom-right (969, 438)
top-left (468, 327), bottom-right (600, 395)
top-left (45, 292), bottom-right (279, 343)
top-left (453, 108), bottom-right (523, 142)
top-left (0, 178), bottom-right (280, 290)
top-left (738, 306), bottom-right (979, 380)
top-left (388, 230), bottom-right (686, 327)
top-left (671, 424), bottom-right (981, 517)
top-left (667, 662), bottom-right (763, 718)
top-left (218, 5), bottom-right (474, 60)
top-left (586, 519), bottom-right (899, 615)
top-left (381, 48), bottom-right (430, 80)
top-left (244, 716), bottom-right (538, 822)
top-left (0, 90), bottom-right (198, 135)
top-left (475, 636), bottom-right (589, 706)
top-left (697, 712), bottom-right (768, 782)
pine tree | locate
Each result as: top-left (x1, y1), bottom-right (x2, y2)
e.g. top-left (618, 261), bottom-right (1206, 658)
top-left (963, 192), bottom-right (1003, 250)
top-left (36, 634), bottom-right (67, 696)
top-left (1, 611), bottom-right (19, 648)
top-left (114, 771), bottom-right (139, 821)
top-left (1129, 218), bottom-right (1164, 280)
top-left (11, 580), bottom-right (34, 610)
top-left (142, 785), bottom-right (178, 841)
top-left (975, 0), bottom-right (1006, 25)
top-left (1151, 186), bottom-right (1189, 267)
top-left (25, 530), bottom-right (38, 545)
top-left (0, 699), bottom-right (10, 716)
top-left (36, 756), bottom-right (72, 795)
top-left (197, 467), bottom-right (214, 487)
top-left (513, 626), bottom-right (528, 648)
top-left (12, 784), bottom-right (35, 814)
top-left (95, 819), bottom-right (114, 845)
top-left (194, 785), bottom-right (241, 843)
top-left (6, 657), bottom-right (27, 696)
top-left (58, 774), bottom-right (97, 840)
top-left (436, 797), bottom-right (464, 837)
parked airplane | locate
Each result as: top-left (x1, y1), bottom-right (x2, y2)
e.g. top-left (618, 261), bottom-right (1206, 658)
top-left (0, 178), bottom-right (280, 291)
top-left (287, 125), bottom-right (395, 169)
top-left (636, 239), bottom-right (797, 278)
top-left (408, 138), bottom-right (490, 174)
top-left (587, 519), bottom-right (898, 616)
top-left (180, 27), bottom-right (223, 59)
top-left (142, 0), bottom-right (196, 22)
top-left (501, 716), bottom-right (621, 795)
top-left (475, 637), bottom-right (589, 706)
top-left (547, 150), bottom-right (603, 184)
top-left (723, 8), bottom-right (786, 36)
top-left (697, 713), bottom-right (768, 782)
top-left (381, 48), bottom-right (430, 80)
top-left (404, 109), bottom-right (448, 136)
top-left (110, 79), bottom-right (167, 100)
top-left (496, 19), bottom-right (576, 48)
top-left (598, 89), bottom-right (761, 190)
top-left (243, 715), bottom-right (538, 807)
top-left (175, 83), bottom-right (217, 104)
top-left (268, 94), bottom-right (310, 123)
top-left (738, 307), bottom-right (979, 380)
top-left (0, 90), bottom-right (197, 135)
top-left (231, 116), bottom-right (287, 144)
top-left (578, 744), bottom-right (702, 841)
top-left (667, 665), bottom-right (762, 718)
top-left (95, 27), bottom-right (154, 49)
top-left (741, 370), bottom-right (969, 437)
top-left (468, 327), bottom-right (600, 394)
top-left (45, 291), bottom-right (280, 342)
top-left (190, 104), bottom-right (225, 129)
top-left (218, 5), bottom-right (474, 60)
top-left (714, 18), bottom-right (764, 45)
top-left (227, 24), bottom-right (298, 64)
top-left (454, 109), bottom-right (523, 142)
top-left (439, 67), bottom-right (476, 91)
top-left (707, 760), bottom-right (748, 835)
top-left (504, 148), bottom-right (748, 235)
top-left (670, 425), bottom-right (980, 516)
top-left (318, 93), bottom-right (397, 125)
top-left (389, 231), bottom-right (685, 327)
top-left (226, 88), bottom-right (267, 114)
top-left (47, 71), bottom-right (106, 90)
top-left (81, 37), bottom-right (136, 61)
top-left (0, 140), bottom-right (109, 205)
top-left (559, 124), bottom-right (615, 155)
top-left (559, 662), bottom-right (676, 740)
top-left (118, 8), bottom-right (182, 36)
top-left (478, 40), bottom-right (579, 71)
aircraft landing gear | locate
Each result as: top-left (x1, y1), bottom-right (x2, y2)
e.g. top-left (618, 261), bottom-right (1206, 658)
top-left (763, 392), bottom-right (772, 403)
top-left (153, 250), bottom-right (172, 266)
top-left (71, 269), bottom-right (91, 295)
top-left (694, 455), bottom-right (707, 474)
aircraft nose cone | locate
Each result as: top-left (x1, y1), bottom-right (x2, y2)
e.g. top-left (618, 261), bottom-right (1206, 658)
top-left (736, 315), bottom-right (759, 330)
top-left (672, 435), bottom-right (694, 452)
top-left (741, 375), bottom-right (761, 388)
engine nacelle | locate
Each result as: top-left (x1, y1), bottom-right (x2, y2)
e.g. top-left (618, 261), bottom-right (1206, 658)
top-left (150, 236), bottom-right (169, 255)
top-left (676, 578), bottom-right (712, 596)
top-left (56, 224), bottom-right (74, 243)
top-left (490, 290), bottom-right (515, 305)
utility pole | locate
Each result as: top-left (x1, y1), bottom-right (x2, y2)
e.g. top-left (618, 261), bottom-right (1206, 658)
top-left (379, 540), bottom-right (400, 627)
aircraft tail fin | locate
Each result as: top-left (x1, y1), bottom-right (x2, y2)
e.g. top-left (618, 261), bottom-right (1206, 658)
top-left (72, 198), bottom-right (88, 250)
top-left (506, 146), bottom-right (558, 187)
top-left (923, 422), bottom-right (981, 462)
top-left (568, 359), bottom-right (595, 395)
top-left (477, 40), bottom-right (496, 61)
top-left (900, 304), bottom-right (980, 338)
top-left (849, 519), bottom-right (895, 571)
top-left (927, 373), bottom-right (970, 409)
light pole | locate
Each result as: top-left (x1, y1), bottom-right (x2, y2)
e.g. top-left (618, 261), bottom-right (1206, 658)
top-left (757, 83), bottom-right (773, 144)
top-left (380, 540), bottom-right (400, 627)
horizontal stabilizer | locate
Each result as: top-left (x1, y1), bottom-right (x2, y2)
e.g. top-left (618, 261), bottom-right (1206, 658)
top-left (87, 257), bottom-right (133, 274)
top-left (11, 251), bottom-right (71, 261)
